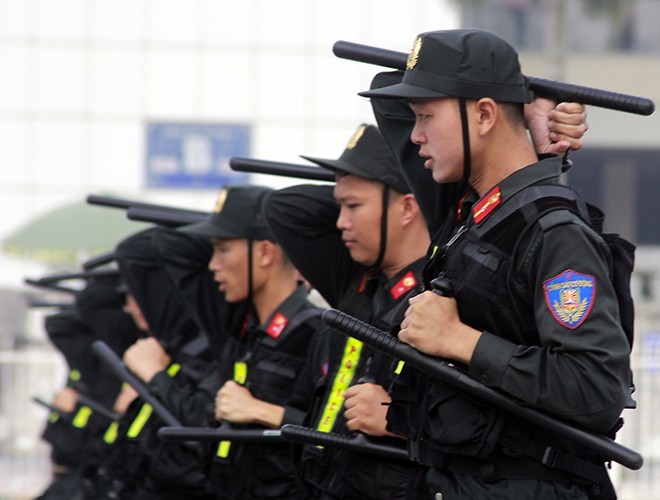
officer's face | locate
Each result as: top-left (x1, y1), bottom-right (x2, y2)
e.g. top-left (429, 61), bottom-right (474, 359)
top-left (409, 97), bottom-right (466, 184)
top-left (334, 175), bottom-right (385, 266)
top-left (208, 238), bottom-right (249, 302)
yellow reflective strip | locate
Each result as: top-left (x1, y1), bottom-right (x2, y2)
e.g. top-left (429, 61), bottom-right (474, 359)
top-left (48, 412), bottom-right (59, 424)
top-left (316, 337), bottom-right (363, 433)
top-left (72, 406), bottom-right (93, 429)
top-left (69, 369), bottom-right (81, 381)
top-left (104, 421), bottom-right (119, 444)
top-left (167, 363), bottom-right (181, 377)
top-left (394, 360), bottom-right (405, 375)
top-left (234, 361), bottom-right (247, 385)
top-left (126, 404), bottom-right (153, 438)
top-left (217, 440), bottom-right (231, 458)
top-left (430, 245), bottom-right (439, 259)
top-left (217, 361), bottom-right (249, 459)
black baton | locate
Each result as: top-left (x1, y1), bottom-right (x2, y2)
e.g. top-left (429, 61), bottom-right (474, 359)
top-left (321, 308), bottom-right (643, 470)
top-left (24, 278), bottom-right (78, 295)
top-left (34, 268), bottom-right (119, 285)
top-left (32, 396), bottom-right (73, 422)
top-left (230, 157), bottom-right (335, 182)
top-left (158, 424), bottom-right (283, 443)
top-left (76, 393), bottom-right (121, 422)
top-left (332, 40), bottom-right (655, 116)
top-left (280, 424), bottom-right (409, 461)
top-left (86, 194), bottom-right (207, 217)
top-left (91, 340), bottom-right (182, 427)
top-left (126, 207), bottom-right (208, 227)
top-left (82, 251), bottom-right (116, 270)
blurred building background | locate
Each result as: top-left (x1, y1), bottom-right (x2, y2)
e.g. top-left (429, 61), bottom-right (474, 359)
top-left (0, 0), bottom-right (658, 498)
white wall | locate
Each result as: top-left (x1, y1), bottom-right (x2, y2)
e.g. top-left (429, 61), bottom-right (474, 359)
top-left (0, 0), bottom-right (459, 291)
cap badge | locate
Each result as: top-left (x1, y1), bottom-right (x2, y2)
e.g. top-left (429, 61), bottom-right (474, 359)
top-left (345, 124), bottom-right (366, 151)
top-left (213, 188), bottom-right (228, 213)
top-left (406, 36), bottom-right (422, 70)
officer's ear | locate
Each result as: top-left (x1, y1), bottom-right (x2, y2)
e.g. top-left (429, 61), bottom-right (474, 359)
top-left (254, 240), bottom-right (278, 268)
top-left (474, 97), bottom-right (498, 137)
top-left (397, 192), bottom-right (421, 226)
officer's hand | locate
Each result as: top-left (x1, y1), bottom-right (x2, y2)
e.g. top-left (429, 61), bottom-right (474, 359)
top-left (215, 381), bottom-right (286, 427)
top-left (113, 384), bottom-right (139, 415)
top-left (399, 291), bottom-right (481, 364)
top-left (215, 381), bottom-right (251, 422)
top-left (525, 98), bottom-right (588, 155)
top-left (53, 386), bottom-right (79, 413)
top-left (123, 337), bottom-right (171, 384)
top-left (343, 383), bottom-right (394, 437)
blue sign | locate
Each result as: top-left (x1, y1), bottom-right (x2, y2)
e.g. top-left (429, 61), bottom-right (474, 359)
top-left (146, 122), bottom-right (251, 189)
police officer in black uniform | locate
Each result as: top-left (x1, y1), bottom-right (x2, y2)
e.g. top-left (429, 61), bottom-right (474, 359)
top-left (361, 28), bottom-right (631, 499)
top-left (150, 185), bottom-right (327, 500)
top-left (264, 125), bottom-right (432, 499)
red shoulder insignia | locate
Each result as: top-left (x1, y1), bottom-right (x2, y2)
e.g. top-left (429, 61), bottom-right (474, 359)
top-left (473, 186), bottom-right (501, 225)
top-left (265, 312), bottom-right (288, 339)
top-left (391, 271), bottom-right (418, 300)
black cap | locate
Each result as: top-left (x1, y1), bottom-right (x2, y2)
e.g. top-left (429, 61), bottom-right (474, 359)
top-left (300, 124), bottom-right (411, 194)
top-left (360, 29), bottom-right (533, 104)
top-left (180, 185), bottom-right (274, 240)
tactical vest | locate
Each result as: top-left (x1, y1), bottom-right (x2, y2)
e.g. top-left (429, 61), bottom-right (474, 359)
top-left (301, 268), bottom-right (421, 497)
top-left (207, 306), bottom-right (323, 500)
top-left (390, 183), bottom-right (628, 493)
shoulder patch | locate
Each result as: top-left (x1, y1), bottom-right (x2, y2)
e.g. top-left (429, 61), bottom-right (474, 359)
top-left (265, 312), bottom-right (288, 339)
top-left (391, 271), bottom-right (418, 300)
top-left (543, 270), bottom-right (596, 329)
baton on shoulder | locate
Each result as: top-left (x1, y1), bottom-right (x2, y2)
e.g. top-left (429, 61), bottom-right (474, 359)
top-left (82, 251), bottom-right (116, 270)
top-left (158, 424), bottom-right (283, 443)
top-left (28, 300), bottom-right (73, 308)
top-left (91, 340), bottom-right (182, 427)
top-left (24, 278), bottom-right (78, 295)
top-left (280, 424), bottom-right (409, 461)
top-left (321, 308), bottom-right (644, 471)
top-left (86, 194), bottom-right (207, 217)
top-left (34, 268), bottom-right (119, 286)
top-left (230, 157), bottom-right (335, 182)
top-left (332, 40), bottom-right (655, 116)
top-left (126, 207), bottom-right (208, 227)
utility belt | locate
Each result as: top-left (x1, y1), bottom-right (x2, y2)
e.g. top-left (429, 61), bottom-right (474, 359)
top-left (409, 437), bottom-right (607, 487)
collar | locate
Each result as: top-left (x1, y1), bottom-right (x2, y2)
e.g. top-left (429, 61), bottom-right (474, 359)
top-left (383, 257), bottom-right (426, 300)
top-left (469, 156), bottom-right (562, 227)
top-left (258, 284), bottom-right (310, 339)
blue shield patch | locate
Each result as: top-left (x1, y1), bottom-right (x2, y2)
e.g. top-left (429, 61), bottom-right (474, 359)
top-left (543, 270), bottom-right (596, 329)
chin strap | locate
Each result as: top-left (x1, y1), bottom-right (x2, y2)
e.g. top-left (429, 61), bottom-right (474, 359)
top-left (458, 97), bottom-right (471, 183)
top-left (372, 184), bottom-right (390, 269)
top-left (247, 238), bottom-right (259, 325)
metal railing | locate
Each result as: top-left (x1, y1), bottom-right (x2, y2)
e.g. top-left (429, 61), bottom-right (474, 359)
top-left (0, 348), bottom-right (66, 499)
